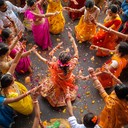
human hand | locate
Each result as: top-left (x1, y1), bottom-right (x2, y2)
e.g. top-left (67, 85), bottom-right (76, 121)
top-left (31, 45), bottom-right (38, 52)
top-left (90, 45), bottom-right (98, 50)
top-left (54, 11), bottom-right (60, 15)
top-left (17, 31), bottom-right (22, 39)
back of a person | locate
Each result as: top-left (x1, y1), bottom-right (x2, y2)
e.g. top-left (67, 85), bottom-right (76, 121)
top-left (99, 91), bottom-right (128, 128)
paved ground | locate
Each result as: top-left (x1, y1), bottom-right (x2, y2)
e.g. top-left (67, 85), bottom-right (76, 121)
top-left (13, 2), bottom-right (128, 128)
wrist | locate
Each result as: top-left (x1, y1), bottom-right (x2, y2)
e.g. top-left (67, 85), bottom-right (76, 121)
top-left (33, 100), bottom-right (38, 104)
top-left (25, 90), bottom-right (30, 96)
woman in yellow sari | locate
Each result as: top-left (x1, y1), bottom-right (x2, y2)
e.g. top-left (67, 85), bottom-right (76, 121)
top-left (46, 0), bottom-right (65, 34)
top-left (64, 0), bottom-right (100, 43)
top-left (88, 67), bottom-right (128, 128)
top-left (0, 47), bottom-right (33, 115)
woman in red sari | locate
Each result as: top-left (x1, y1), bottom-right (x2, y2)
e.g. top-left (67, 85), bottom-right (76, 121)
top-left (92, 4), bottom-right (122, 57)
top-left (33, 32), bottom-right (79, 107)
top-left (68, 0), bottom-right (86, 20)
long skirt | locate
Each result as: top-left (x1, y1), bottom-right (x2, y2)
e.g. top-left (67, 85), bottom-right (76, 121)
top-left (32, 19), bottom-right (52, 50)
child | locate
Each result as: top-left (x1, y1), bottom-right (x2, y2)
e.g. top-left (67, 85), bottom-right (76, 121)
top-left (66, 98), bottom-right (100, 128)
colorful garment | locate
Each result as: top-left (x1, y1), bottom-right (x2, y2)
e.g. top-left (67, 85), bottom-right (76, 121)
top-left (121, 0), bottom-right (128, 22)
top-left (0, 56), bottom-right (12, 74)
top-left (25, 4), bottom-right (52, 50)
top-left (24, 4), bottom-right (44, 31)
top-left (98, 54), bottom-right (127, 88)
top-left (75, 6), bottom-right (100, 42)
top-left (68, 116), bottom-right (100, 128)
top-left (41, 57), bottom-right (78, 107)
top-left (0, 1), bottom-right (27, 32)
top-left (99, 91), bottom-right (128, 128)
top-left (68, 0), bottom-right (85, 20)
top-left (47, 0), bottom-right (65, 34)
top-left (0, 95), bottom-right (15, 128)
top-left (94, 0), bottom-right (104, 8)
top-left (42, 118), bottom-right (70, 128)
top-left (10, 42), bottom-right (31, 74)
top-left (2, 81), bottom-right (33, 115)
top-left (92, 15), bottom-right (122, 56)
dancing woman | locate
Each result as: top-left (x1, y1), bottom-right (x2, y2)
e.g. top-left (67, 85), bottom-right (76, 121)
top-left (64, 0), bottom-right (100, 42)
top-left (33, 32), bottom-right (79, 107)
top-left (26, 0), bottom-right (60, 50)
top-left (91, 4), bottom-right (122, 56)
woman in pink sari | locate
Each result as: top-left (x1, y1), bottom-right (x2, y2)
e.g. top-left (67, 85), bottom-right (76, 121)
top-left (26, 0), bottom-right (59, 50)
top-left (1, 28), bottom-right (36, 74)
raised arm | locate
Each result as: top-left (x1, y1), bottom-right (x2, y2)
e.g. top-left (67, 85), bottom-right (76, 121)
top-left (7, 1), bottom-right (27, 13)
top-left (8, 47), bottom-right (23, 74)
top-left (33, 50), bottom-right (48, 64)
top-left (68, 32), bottom-right (78, 58)
top-left (9, 31), bottom-right (22, 52)
top-left (21, 45), bottom-right (37, 57)
top-left (88, 67), bottom-right (109, 101)
top-left (49, 42), bottom-right (63, 57)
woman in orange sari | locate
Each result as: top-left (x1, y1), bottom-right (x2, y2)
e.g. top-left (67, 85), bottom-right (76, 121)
top-left (33, 32), bottom-right (78, 107)
top-left (79, 42), bottom-right (128, 88)
top-left (92, 4), bottom-right (122, 56)
top-left (88, 67), bottom-right (128, 128)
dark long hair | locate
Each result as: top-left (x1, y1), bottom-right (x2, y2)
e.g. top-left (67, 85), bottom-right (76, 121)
top-left (0, 43), bottom-right (9, 57)
top-left (85, 0), bottom-right (95, 9)
top-left (118, 42), bottom-right (128, 57)
top-left (58, 51), bottom-right (71, 76)
top-left (1, 28), bottom-right (11, 41)
top-left (27, 0), bottom-right (36, 7)
top-left (115, 84), bottom-right (128, 101)
top-left (1, 74), bottom-right (13, 88)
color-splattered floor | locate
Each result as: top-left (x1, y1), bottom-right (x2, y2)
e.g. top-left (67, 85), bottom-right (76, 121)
top-left (13, 2), bottom-right (128, 128)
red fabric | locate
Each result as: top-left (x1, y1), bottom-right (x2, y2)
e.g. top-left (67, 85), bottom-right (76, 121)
top-left (68, 0), bottom-right (85, 20)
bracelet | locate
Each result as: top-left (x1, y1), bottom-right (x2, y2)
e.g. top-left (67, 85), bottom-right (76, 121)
top-left (33, 100), bottom-right (38, 104)
top-left (25, 91), bottom-right (30, 96)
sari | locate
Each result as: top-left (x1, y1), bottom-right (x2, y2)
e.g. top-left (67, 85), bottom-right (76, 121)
top-left (41, 57), bottom-right (78, 107)
top-left (75, 6), bottom-right (100, 42)
top-left (2, 81), bottom-right (33, 115)
top-left (68, 0), bottom-right (85, 20)
top-left (98, 54), bottom-right (128, 88)
top-left (92, 15), bottom-right (122, 56)
top-left (10, 42), bottom-right (31, 74)
top-left (47, 0), bottom-right (65, 34)
top-left (0, 95), bottom-right (15, 128)
top-left (25, 4), bottom-right (52, 50)
top-left (99, 91), bottom-right (128, 128)
top-left (0, 56), bottom-right (12, 74)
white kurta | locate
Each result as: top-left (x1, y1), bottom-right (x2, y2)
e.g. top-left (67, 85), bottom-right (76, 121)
top-left (68, 116), bottom-right (100, 128)
top-left (0, 1), bottom-right (27, 32)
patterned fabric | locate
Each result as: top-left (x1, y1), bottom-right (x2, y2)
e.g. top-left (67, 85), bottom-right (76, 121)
top-left (92, 15), bottom-right (122, 56)
top-left (98, 54), bottom-right (127, 88)
top-left (99, 91), bottom-right (128, 128)
top-left (47, 0), bottom-right (65, 34)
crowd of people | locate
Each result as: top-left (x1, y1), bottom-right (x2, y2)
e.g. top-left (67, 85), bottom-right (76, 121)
top-left (0, 0), bottom-right (128, 128)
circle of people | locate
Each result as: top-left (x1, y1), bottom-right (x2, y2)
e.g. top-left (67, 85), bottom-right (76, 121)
top-left (0, 0), bottom-right (128, 127)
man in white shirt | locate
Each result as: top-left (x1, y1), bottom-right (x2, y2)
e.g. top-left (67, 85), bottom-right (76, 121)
top-left (66, 98), bottom-right (100, 128)
top-left (0, 0), bottom-right (27, 32)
